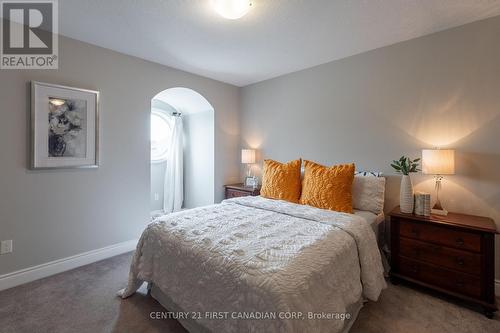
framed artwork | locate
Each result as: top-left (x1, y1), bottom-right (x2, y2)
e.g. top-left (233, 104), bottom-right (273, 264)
top-left (244, 176), bottom-right (258, 188)
top-left (31, 81), bottom-right (99, 169)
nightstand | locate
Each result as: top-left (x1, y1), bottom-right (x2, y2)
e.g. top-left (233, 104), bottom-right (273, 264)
top-left (224, 183), bottom-right (261, 199)
top-left (389, 207), bottom-right (498, 318)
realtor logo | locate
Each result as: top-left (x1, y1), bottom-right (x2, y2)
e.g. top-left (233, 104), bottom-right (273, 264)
top-left (1, 0), bottom-right (58, 69)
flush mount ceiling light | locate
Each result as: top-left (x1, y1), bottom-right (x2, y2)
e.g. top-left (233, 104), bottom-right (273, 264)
top-left (212, 0), bottom-right (251, 20)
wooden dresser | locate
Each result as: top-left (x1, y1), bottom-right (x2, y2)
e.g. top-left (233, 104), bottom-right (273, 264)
top-left (389, 207), bottom-right (497, 318)
top-left (224, 183), bottom-right (261, 199)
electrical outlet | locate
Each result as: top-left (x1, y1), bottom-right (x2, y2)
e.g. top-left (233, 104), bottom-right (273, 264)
top-left (154, 193), bottom-right (159, 201)
top-left (0, 240), bottom-right (13, 255)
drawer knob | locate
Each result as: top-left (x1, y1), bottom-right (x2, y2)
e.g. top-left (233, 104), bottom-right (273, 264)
top-left (456, 238), bottom-right (465, 246)
top-left (411, 228), bottom-right (419, 236)
top-left (456, 258), bottom-right (465, 266)
top-left (412, 249), bottom-right (420, 257)
top-left (456, 280), bottom-right (464, 288)
top-left (411, 265), bottom-right (418, 274)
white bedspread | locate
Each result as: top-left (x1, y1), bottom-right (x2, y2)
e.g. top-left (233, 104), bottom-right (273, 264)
top-left (120, 196), bottom-right (386, 332)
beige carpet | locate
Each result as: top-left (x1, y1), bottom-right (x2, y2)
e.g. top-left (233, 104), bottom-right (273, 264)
top-left (0, 252), bottom-right (498, 333)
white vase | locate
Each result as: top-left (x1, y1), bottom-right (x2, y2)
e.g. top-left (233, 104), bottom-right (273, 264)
top-left (400, 175), bottom-right (414, 213)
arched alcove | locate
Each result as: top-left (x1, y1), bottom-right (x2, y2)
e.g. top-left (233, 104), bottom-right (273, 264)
top-left (150, 87), bottom-right (215, 212)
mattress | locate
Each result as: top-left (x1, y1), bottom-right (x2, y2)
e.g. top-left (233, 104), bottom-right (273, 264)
top-left (120, 196), bottom-right (386, 332)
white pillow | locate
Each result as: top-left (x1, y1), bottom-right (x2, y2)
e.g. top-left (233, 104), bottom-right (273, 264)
top-left (352, 173), bottom-right (386, 214)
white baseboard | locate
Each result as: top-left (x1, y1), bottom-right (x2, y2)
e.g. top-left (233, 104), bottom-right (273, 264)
top-left (0, 239), bottom-right (138, 292)
top-left (496, 279), bottom-right (500, 297)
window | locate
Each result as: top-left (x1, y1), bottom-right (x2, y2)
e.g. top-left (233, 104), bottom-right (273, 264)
top-left (151, 110), bottom-right (172, 162)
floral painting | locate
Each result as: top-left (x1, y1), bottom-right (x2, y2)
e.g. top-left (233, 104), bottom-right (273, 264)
top-left (32, 82), bottom-right (99, 169)
top-left (48, 97), bottom-right (87, 158)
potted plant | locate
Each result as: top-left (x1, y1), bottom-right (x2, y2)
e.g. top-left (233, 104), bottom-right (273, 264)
top-left (391, 156), bottom-right (421, 213)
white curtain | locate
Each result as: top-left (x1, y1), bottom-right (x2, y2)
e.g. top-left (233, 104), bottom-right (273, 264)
top-left (163, 115), bottom-right (183, 213)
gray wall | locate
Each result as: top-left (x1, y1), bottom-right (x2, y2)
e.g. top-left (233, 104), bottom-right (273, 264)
top-left (0, 32), bottom-right (240, 275)
top-left (151, 161), bottom-right (166, 211)
top-left (183, 111), bottom-right (215, 209)
top-left (241, 16), bottom-right (500, 278)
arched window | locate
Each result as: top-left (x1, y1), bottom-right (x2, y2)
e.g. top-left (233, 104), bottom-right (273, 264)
top-left (151, 109), bottom-right (172, 162)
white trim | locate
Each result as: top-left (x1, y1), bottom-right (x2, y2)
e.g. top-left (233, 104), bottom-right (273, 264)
top-left (0, 239), bottom-right (137, 292)
top-left (496, 279), bottom-right (500, 297)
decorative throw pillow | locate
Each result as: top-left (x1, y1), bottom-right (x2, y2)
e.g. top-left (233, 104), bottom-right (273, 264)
top-left (352, 172), bottom-right (386, 214)
top-left (300, 161), bottom-right (355, 213)
top-left (260, 159), bottom-right (302, 203)
top-left (354, 171), bottom-right (383, 177)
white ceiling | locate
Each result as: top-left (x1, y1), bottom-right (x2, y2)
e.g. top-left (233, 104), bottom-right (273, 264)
top-left (58, 0), bottom-right (500, 86)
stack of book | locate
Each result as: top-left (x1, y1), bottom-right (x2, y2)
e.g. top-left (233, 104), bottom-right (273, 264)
top-left (414, 192), bottom-right (431, 216)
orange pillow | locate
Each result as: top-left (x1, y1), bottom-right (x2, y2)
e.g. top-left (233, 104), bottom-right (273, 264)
top-left (260, 159), bottom-right (302, 203)
top-left (300, 161), bottom-right (355, 213)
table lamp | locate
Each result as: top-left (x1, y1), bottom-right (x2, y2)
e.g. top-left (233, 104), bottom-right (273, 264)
top-left (241, 149), bottom-right (256, 187)
top-left (422, 149), bottom-right (455, 216)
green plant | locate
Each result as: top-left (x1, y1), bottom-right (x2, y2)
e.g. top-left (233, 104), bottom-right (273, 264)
top-left (391, 156), bottom-right (421, 175)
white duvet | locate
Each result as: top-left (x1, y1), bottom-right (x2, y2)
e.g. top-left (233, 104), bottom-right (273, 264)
top-left (120, 196), bottom-right (386, 332)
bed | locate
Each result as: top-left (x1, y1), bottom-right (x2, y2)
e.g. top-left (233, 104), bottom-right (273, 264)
top-left (353, 209), bottom-right (384, 241)
top-left (120, 195), bottom-right (386, 332)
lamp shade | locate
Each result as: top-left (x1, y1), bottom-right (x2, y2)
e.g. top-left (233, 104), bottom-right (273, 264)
top-left (422, 149), bottom-right (455, 175)
top-left (241, 149), bottom-right (256, 164)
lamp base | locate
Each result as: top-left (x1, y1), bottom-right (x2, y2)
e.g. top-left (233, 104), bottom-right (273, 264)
top-left (431, 208), bottom-right (448, 216)
top-left (431, 199), bottom-right (448, 216)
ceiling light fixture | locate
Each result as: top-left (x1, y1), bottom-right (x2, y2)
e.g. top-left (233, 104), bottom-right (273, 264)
top-left (212, 0), bottom-right (251, 20)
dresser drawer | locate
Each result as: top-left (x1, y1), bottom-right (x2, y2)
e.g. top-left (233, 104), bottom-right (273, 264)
top-left (225, 189), bottom-right (250, 198)
top-left (398, 256), bottom-right (481, 298)
top-left (399, 237), bottom-right (481, 275)
top-left (399, 219), bottom-right (481, 252)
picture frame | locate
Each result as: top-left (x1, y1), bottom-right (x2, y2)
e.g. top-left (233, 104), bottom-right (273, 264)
top-left (244, 176), bottom-right (257, 188)
top-left (30, 81), bottom-right (99, 169)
